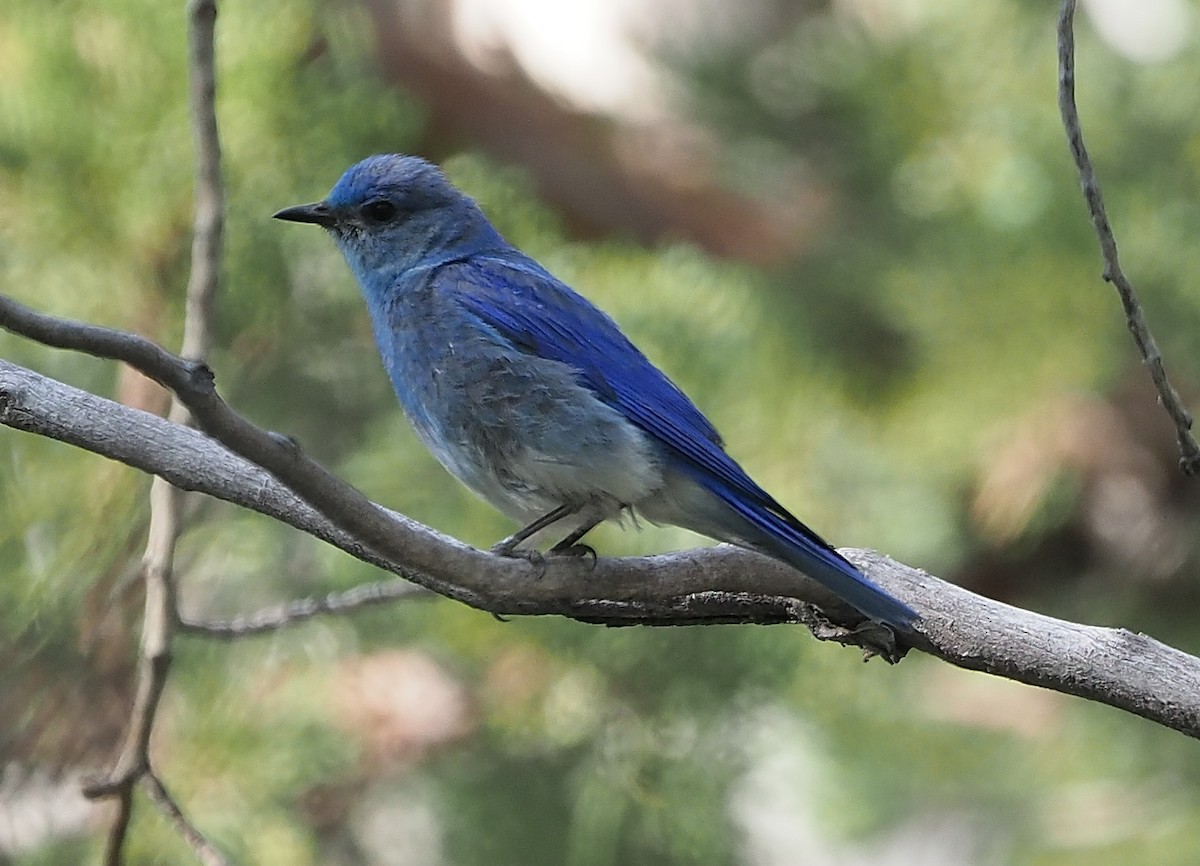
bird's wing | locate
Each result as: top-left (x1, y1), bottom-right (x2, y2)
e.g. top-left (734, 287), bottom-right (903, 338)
top-left (446, 255), bottom-right (815, 521)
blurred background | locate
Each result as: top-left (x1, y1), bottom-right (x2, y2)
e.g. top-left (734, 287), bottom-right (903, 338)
top-left (4, 0), bottom-right (1200, 862)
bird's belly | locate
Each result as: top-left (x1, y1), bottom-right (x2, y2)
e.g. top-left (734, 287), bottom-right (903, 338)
top-left (395, 347), bottom-right (664, 522)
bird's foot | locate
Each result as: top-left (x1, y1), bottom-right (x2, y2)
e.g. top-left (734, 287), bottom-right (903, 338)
top-left (268, 430), bottom-right (303, 454)
top-left (490, 538), bottom-right (546, 575)
top-left (549, 541), bottom-right (598, 567)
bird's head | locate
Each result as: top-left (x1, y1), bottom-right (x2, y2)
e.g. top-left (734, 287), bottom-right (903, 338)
top-left (273, 154), bottom-right (498, 284)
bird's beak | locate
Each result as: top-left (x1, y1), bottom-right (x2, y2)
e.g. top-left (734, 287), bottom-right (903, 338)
top-left (272, 201), bottom-right (336, 228)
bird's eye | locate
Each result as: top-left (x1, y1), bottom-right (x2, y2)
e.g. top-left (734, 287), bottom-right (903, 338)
top-left (361, 200), bottom-right (398, 224)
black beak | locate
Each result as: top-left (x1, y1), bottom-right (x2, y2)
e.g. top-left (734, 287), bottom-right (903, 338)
top-left (272, 201), bottom-right (336, 227)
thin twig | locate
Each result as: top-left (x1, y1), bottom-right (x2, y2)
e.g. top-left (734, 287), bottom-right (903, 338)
top-left (99, 793), bottom-right (133, 866)
top-left (180, 0), bottom-right (223, 366)
top-left (179, 577), bottom-right (431, 638)
top-left (141, 772), bottom-right (231, 866)
top-left (85, 1), bottom-right (227, 863)
top-left (1057, 0), bottom-right (1200, 475)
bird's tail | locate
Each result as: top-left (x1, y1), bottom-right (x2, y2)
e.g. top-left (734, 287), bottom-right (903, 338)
top-left (675, 473), bottom-right (919, 631)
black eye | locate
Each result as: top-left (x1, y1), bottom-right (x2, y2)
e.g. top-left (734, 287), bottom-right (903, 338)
top-left (361, 199), bottom-right (398, 224)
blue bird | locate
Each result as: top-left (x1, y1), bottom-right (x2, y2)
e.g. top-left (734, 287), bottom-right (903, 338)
top-left (273, 154), bottom-right (917, 630)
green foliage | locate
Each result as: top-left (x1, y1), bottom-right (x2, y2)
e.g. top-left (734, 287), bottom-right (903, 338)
top-left (5, 1), bottom-right (1200, 864)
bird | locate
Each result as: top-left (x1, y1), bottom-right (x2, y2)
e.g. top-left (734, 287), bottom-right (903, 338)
top-left (273, 154), bottom-right (917, 630)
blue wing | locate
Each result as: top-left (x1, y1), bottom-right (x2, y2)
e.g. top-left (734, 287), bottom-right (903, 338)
top-left (446, 254), bottom-right (916, 628)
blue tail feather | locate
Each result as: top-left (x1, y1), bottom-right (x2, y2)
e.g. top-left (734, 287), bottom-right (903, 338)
top-left (702, 477), bottom-right (918, 630)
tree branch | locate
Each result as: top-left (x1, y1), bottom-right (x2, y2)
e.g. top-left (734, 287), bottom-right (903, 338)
top-left (181, 0), bottom-right (223, 367)
top-left (140, 772), bottom-right (230, 866)
top-left (178, 578), bottom-right (431, 638)
top-left (1057, 0), bottom-right (1200, 475)
top-left (3, 349), bottom-right (1200, 739)
top-left (0, 344), bottom-right (860, 631)
top-left (83, 2), bottom-right (233, 864)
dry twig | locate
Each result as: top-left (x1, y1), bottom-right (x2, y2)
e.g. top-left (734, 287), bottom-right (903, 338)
top-left (81, 1), bottom-right (233, 864)
top-left (141, 772), bottom-right (229, 866)
top-left (1057, 0), bottom-right (1200, 474)
top-left (177, 578), bottom-right (430, 637)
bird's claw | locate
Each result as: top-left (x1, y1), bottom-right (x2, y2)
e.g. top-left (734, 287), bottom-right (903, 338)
top-left (490, 540), bottom-right (546, 576)
top-left (268, 430), bottom-right (303, 454)
top-left (549, 542), bottom-right (598, 567)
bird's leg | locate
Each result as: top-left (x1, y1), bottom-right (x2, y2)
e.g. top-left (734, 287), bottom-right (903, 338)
top-left (491, 503), bottom-right (580, 560)
top-left (548, 520), bottom-right (601, 563)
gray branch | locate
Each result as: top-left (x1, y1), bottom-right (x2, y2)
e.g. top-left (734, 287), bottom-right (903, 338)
top-left (3, 356), bottom-right (1199, 738)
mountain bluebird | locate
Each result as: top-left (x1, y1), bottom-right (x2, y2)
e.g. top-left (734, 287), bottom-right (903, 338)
top-left (274, 154), bottom-right (917, 629)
